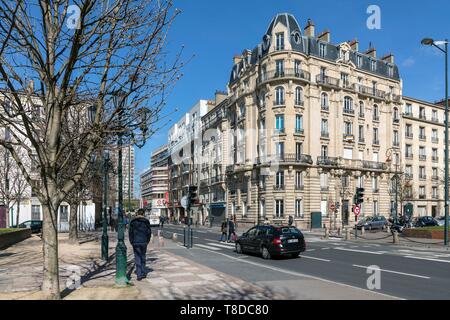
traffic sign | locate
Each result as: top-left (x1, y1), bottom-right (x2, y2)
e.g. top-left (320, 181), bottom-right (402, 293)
top-left (181, 196), bottom-right (188, 209)
top-left (354, 205), bottom-right (361, 216)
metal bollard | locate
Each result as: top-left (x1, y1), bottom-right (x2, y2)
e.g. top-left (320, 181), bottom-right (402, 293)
top-left (337, 228), bottom-right (341, 237)
top-left (386, 225), bottom-right (391, 233)
top-left (190, 228), bottom-right (194, 248)
top-left (393, 231), bottom-right (399, 244)
top-left (172, 232), bottom-right (178, 242)
top-left (360, 226), bottom-right (365, 236)
top-left (324, 227), bottom-right (329, 239)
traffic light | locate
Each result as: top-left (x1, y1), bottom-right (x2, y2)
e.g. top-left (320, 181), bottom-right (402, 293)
top-left (355, 188), bottom-right (365, 205)
top-left (187, 185), bottom-right (198, 210)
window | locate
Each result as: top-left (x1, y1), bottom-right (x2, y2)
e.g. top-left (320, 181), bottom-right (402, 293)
top-left (405, 165), bottom-right (413, 178)
top-left (319, 42), bottom-right (327, 57)
top-left (296, 142), bottom-right (303, 160)
top-left (406, 124), bottom-right (413, 137)
top-left (419, 127), bottom-right (426, 140)
top-left (275, 87), bottom-right (285, 105)
top-left (275, 114), bottom-right (284, 132)
top-left (275, 142), bottom-right (284, 159)
top-left (405, 144), bottom-right (413, 158)
top-left (321, 93), bottom-right (328, 108)
top-left (344, 122), bottom-right (353, 135)
top-left (393, 107), bottom-right (399, 121)
top-left (432, 110), bottom-right (439, 122)
top-left (359, 101), bottom-right (365, 117)
top-left (294, 60), bottom-right (302, 75)
top-left (357, 55), bottom-right (362, 68)
top-left (276, 171), bottom-right (284, 188)
top-left (242, 201), bottom-right (247, 217)
top-left (239, 103), bottom-right (245, 118)
top-left (260, 200), bottom-right (266, 217)
top-left (419, 146), bottom-right (426, 160)
top-left (357, 176), bottom-right (364, 188)
top-left (295, 87), bottom-right (303, 105)
top-left (405, 103), bottom-right (412, 116)
top-left (393, 130), bottom-right (399, 146)
top-left (276, 32), bottom-right (285, 51)
top-left (432, 148), bottom-right (438, 161)
top-left (321, 145), bottom-right (328, 158)
top-left (373, 128), bottom-right (379, 144)
top-left (388, 65), bottom-right (394, 77)
top-left (419, 107), bottom-right (426, 119)
top-left (295, 199), bottom-right (303, 218)
top-left (275, 200), bottom-right (284, 218)
top-left (342, 175), bottom-right (350, 188)
top-left (295, 115), bottom-right (303, 133)
top-left (275, 60), bottom-right (284, 76)
top-left (295, 171), bottom-right (303, 189)
top-left (419, 166), bottom-right (426, 179)
top-left (320, 173), bottom-right (328, 189)
top-left (370, 59), bottom-right (377, 72)
top-left (31, 205), bottom-right (41, 220)
top-left (260, 65), bottom-right (267, 81)
top-left (373, 200), bottom-right (379, 216)
top-left (358, 125), bottom-right (364, 142)
top-left (419, 186), bottom-right (426, 198)
top-left (60, 205), bottom-right (69, 223)
top-left (432, 167), bottom-right (438, 179)
top-left (341, 73), bottom-right (349, 87)
top-left (432, 129), bottom-right (438, 142)
top-left (372, 176), bottom-right (378, 192)
top-left (373, 104), bottom-right (379, 120)
top-left (321, 119), bottom-right (329, 137)
top-left (344, 96), bottom-right (353, 112)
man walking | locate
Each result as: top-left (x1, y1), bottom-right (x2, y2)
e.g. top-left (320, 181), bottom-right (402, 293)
top-left (227, 218), bottom-right (235, 243)
top-left (129, 209), bottom-right (152, 281)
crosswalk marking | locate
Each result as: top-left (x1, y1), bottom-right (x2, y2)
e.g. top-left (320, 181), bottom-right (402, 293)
top-left (404, 256), bottom-right (450, 263)
top-left (335, 247), bottom-right (386, 255)
top-left (195, 244), bottom-right (221, 251)
top-left (207, 242), bottom-right (235, 250)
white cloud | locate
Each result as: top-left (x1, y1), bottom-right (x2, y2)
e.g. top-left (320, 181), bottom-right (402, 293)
top-left (401, 57), bottom-right (416, 67)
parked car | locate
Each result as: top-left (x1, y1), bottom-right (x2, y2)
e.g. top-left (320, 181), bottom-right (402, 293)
top-left (356, 216), bottom-right (388, 231)
top-left (436, 216), bottom-right (450, 227)
top-left (12, 220), bottom-right (43, 233)
top-left (235, 225), bottom-right (306, 260)
top-left (412, 216), bottom-right (439, 228)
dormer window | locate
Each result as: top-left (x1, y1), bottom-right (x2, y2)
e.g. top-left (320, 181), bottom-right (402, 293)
top-left (371, 59), bottom-right (377, 72)
top-left (388, 64), bottom-right (394, 77)
top-left (276, 32), bottom-right (285, 51)
top-left (319, 42), bottom-right (327, 57)
top-left (357, 55), bottom-right (363, 68)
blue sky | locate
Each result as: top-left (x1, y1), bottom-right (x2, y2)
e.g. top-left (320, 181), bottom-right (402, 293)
top-left (134, 0), bottom-right (450, 196)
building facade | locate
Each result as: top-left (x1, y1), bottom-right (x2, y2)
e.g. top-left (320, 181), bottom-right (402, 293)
top-left (167, 100), bottom-right (213, 223)
top-left (110, 145), bottom-right (135, 210)
top-left (149, 145), bottom-right (169, 218)
top-left (139, 167), bottom-right (152, 208)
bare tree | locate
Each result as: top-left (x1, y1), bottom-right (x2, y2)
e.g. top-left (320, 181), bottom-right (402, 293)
top-left (0, 0), bottom-right (182, 299)
top-left (0, 146), bottom-right (30, 226)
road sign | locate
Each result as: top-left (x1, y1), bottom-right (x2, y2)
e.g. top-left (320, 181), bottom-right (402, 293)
top-left (181, 196), bottom-right (188, 209)
top-left (354, 205), bottom-right (361, 216)
top-left (329, 203), bottom-right (336, 212)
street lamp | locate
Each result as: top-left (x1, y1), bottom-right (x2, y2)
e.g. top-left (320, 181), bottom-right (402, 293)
top-left (112, 90), bottom-right (150, 285)
top-left (102, 150), bottom-right (111, 261)
top-left (421, 37), bottom-right (449, 245)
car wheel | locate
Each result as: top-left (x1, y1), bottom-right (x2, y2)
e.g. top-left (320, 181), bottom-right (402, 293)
top-left (291, 252), bottom-right (300, 258)
top-left (235, 242), bottom-right (243, 254)
top-left (261, 246), bottom-right (271, 260)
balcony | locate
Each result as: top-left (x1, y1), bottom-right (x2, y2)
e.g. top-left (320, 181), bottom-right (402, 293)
top-left (321, 132), bottom-right (330, 139)
top-left (373, 115), bottom-right (380, 122)
top-left (432, 176), bottom-right (439, 181)
top-left (373, 139), bottom-right (380, 146)
top-left (419, 114), bottom-right (427, 120)
top-left (419, 155), bottom-right (427, 161)
top-left (295, 128), bottom-right (305, 135)
top-left (317, 156), bottom-right (339, 167)
top-left (273, 185), bottom-right (286, 191)
top-left (257, 68), bottom-right (311, 85)
top-left (321, 186), bottom-right (330, 192)
top-left (405, 154), bottom-right (414, 160)
top-left (432, 156), bottom-right (439, 162)
top-left (316, 75), bottom-right (341, 88)
top-left (405, 174), bottom-right (413, 180)
top-left (405, 133), bottom-right (413, 139)
top-left (343, 108), bottom-right (355, 115)
top-left (296, 185), bottom-right (305, 191)
top-left (270, 153), bottom-right (313, 165)
top-left (419, 135), bottom-right (427, 141)
top-left (393, 141), bottom-right (400, 147)
top-left (362, 161), bottom-right (387, 171)
top-left (393, 118), bottom-right (400, 124)
top-left (419, 175), bottom-right (427, 180)
top-left (358, 112), bottom-right (365, 119)
top-left (359, 138), bottom-right (366, 144)
top-left (355, 84), bottom-right (386, 100)
top-left (419, 194), bottom-right (426, 200)
top-left (295, 101), bottom-right (305, 107)
top-left (431, 117), bottom-right (440, 123)
top-left (343, 134), bottom-right (355, 142)
top-left (432, 137), bottom-right (439, 143)
top-left (321, 105), bottom-right (329, 111)
top-left (274, 128), bottom-right (285, 135)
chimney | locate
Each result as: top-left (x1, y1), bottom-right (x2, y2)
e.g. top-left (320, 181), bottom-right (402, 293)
top-left (304, 19), bottom-right (315, 37)
top-left (381, 53), bottom-right (394, 64)
top-left (215, 90), bottom-right (227, 105)
top-left (349, 39), bottom-right (359, 51)
top-left (317, 29), bottom-right (330, 43)
top-left (233, 54), bottom-right (243, 65)
top-left (366, 46), bottom-right (376, 58)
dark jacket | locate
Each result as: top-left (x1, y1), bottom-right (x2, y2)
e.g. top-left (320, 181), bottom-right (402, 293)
top-left (129, 217), bottom-right (152, 245)
top-left (228, 220), bottom-right (235, 233)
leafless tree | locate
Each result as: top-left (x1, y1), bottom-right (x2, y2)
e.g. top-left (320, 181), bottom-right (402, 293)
top-left (0, 146), bottom-right (30, 226)
top-left (0, 0), bottom-right (182, 299)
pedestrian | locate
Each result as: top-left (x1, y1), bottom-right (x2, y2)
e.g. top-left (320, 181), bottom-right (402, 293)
top-left (227, 219), bottom-right (235, 243)
top-left (288, 215), bottom-right (294, 226)
top-left (129, 208), bottom-right (152, 281)
top-left (160, 215), bottom-right (165, 229)
top-left (219, 220), bottom-right (227, 242)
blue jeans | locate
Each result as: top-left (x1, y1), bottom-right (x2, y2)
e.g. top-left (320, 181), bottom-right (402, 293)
top-left (220, 232), bottom-right (227, 241)
top-left (132, 244), bottom-right (148, 278)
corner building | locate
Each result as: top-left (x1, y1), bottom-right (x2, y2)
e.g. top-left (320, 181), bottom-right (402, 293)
top-left (224, 13), bottom-right (403, 229)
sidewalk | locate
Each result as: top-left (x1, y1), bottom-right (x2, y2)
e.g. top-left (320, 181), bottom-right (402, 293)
top-left (0, 233), bottom-right (285, 300)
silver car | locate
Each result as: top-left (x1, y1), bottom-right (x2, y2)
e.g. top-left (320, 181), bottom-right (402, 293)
top-left (356, 216), bottom-right (388, 231)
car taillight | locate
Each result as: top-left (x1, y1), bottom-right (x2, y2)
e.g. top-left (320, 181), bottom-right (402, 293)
top-left (273, 237), bottom-right (282, 245)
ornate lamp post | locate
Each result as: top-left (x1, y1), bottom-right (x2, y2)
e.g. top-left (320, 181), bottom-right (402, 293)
top-left (421, 38), bottom-right (449, 245)
top-left (112, 90), bottom-right (150, 286)
top-left (102, 150), bottom-right (112, 261)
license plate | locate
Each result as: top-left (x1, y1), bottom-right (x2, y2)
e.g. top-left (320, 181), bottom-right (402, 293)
top-left (288, 239), bottom-right (298, 243)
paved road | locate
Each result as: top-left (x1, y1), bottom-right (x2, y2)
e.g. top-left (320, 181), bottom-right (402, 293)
top-left (156, 224), bottom-right (450, 300)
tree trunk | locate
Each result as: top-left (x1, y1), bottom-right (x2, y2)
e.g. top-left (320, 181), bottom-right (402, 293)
top-left (15, 198), bottom-right (20, 226)
top-left (69, 202), bottom-right (79, 244)
top-left (41, 202), bottom-right (61, 300)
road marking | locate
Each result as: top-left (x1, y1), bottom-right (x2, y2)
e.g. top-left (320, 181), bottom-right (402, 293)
top-left (404, 256), bottom-right (450, 263)
top-left (195, 244), bottom-right (221, 251)
top-left (352, 265), bottom-right (430, 279)
top-left (193, 247), bottom-right (403, 300)
top-left (335, 247), bottom-right (386, 255)
top-left (301, 255), bottom-right (331, 262)
top-left (306, 249), bottom-right (316, 252)
top-left (196, 230), bottom-right (208, 233)
top-left (207, 242), bottom-right (235, 250)
top-left (321, 247), bottom-right (331, 250)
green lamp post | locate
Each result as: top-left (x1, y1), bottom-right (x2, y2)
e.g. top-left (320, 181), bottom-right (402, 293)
top-left (102, 150), bottom-right (111, 261)
top-left (421, 38), bottom-right (449, 245)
